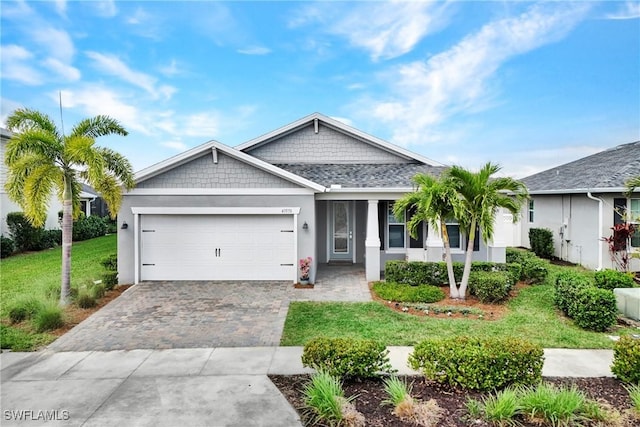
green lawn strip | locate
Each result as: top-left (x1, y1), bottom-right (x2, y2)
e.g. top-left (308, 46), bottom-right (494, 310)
top-left (281, 280), bottom-right (629, 348)
top-left (0, 324), bottom-right (55, 351)
top-left (0, 234), bottom-right (116, 317)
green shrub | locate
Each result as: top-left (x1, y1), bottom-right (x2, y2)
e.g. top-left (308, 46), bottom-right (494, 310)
top-left (32, 301), bottom-right (65, 332)
top-left (594, 269), bottom-right (636, 291)
top-left (72, 215), bottom-right (107, 241)
top-left (384, 260), bottom-right (519, 287)
top-left (554, 270), bottom-right (592, 315)
top-left (302, 337), bottom-right (393, 378)
top-left (611, 336), bottom-right (640, 383)
top-left (408, 336), bottom-right (543, 391)
top-left (101, 272), bottom-right (118, 290)
top-left (529, 228), bottom-right (554, 259)
top-left (1, 235), bottom-right (15, 258)
top-left (372, 281), bottom-right (445, 303)
top-left (8, 296), bottom-right (45, 323)
top-left (520, 256), bottom-right (549, 285)
top-left (6, 212), bottom-right (59, 252)
top-left (569, 286), bottom-right (617, 332)
top-left (90, 282), bottom-right (106, 299)
top-left (468, 271), bottom-right (512, 303)
top-left (76, 291), bottom-right (97, 309)
top-left (101, 253), bottom-right (118, 271)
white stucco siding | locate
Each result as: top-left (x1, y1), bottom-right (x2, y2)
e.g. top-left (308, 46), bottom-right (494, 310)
top-left (247, 123), bottom-right (411, 164)
top-left (137, 152), bottom-right (300, 189)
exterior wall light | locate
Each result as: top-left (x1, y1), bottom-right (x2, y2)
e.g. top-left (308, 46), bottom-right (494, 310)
top-left (303, 221), bottom-right (309, 230)
top-left (121, 222), bottom-right (128, 230)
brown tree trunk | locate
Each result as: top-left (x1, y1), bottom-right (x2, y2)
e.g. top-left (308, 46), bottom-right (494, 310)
top-left (60, 177), bottom-right (73, 306)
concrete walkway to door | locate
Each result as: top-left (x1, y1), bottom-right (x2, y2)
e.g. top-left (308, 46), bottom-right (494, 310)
top-left (47, 264), bottom-right (371, 352)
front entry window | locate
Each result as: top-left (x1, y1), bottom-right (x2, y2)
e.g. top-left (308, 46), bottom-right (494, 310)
top-left (387, 204), bottom-right (405, 249)
top-left (333, 202), bottom-right (349, 253)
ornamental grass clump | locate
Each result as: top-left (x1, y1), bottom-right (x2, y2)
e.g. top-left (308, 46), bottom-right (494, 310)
top-left (302, 371), bottom-right (364, 427)
top-left (482, 387), bottom-right (521, 427)
top-left (519, 383), bottom-right (586, 427)
top-left (382, 376), bottom-right (443, 427)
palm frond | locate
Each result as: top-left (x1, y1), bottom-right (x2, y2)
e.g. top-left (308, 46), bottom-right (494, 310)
top-left (4, 129), bottom-right (63, 167)
top-left (5, 108), bottom-right (61, 139)
top-left (70, 115), bottom-right (128, 139)
top-left (625, 176), bottom-right (640, 197)
top-left (97, 147), bottom-right (136, 189)
top-left (22, 164), bottom-right (61, 227)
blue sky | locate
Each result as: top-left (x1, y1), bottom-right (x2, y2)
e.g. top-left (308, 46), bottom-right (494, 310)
top-left (1, 1), bottom-right (639, 178)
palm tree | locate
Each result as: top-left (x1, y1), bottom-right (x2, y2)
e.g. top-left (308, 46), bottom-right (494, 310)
top-left (5, 108), bottom-right (134, 306)
top-left (447, 162), bottom-right (529, 299)
top-left (393, 173), bottom-right (463, 298)
top-left (625, 176), bottom-right (640, 197)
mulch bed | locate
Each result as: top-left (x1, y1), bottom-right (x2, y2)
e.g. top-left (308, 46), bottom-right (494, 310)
top-left (270, 374), bottom-right (636, 426)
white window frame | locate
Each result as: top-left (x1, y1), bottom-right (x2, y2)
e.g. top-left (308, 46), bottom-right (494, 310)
top-left (630, 198), bottom-right (640, 248)
top-left (445, 219), bottom-right (463, 252)
top-left (386, 202), bottom-right (406, 252)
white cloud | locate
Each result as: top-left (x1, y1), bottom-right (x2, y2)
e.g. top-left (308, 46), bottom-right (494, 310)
top-left (54, 0), bottom-right (67, 17)
top-left (183, 113), bottom-right (220, 137)
top-left (606, 1), bottom-right (640, 20)
top-left (330, 116), bottom-right (353, 127)
top-left (43, 57), bottom-right (80, 81)
top-left (1, 97), bottom-right (25, 126)
top-left (291, 1), bottom-right (452, 61)
top-left (0, 45), bottom-right (43, 85)
top-left (86, 51), bottom-right (176, 100)
top-left (237, 46), bottom-right (272, 55)
top-left (126, 7), bottom-right (149, 25)
top-left (161, 141), bottom-right (188, 151)
top-left (31, 26), bottom-right (75, 62)
top-left (159, 59), bottom-right (185, 77)
top-left (94, 0), bottom-right (117, 18)
top-left (361, 3), bottom-right (591, 146)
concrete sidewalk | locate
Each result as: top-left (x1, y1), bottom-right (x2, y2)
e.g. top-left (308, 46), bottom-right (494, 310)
top-left (0, 347), bottom-right (614, 426)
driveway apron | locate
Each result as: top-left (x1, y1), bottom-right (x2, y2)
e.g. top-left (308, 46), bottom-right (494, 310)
top-left (48, 266), bottom-right (371, 351)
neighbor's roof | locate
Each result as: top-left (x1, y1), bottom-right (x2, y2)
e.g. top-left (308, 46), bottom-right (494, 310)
top-left (276, 163), bottom-right (446, 188)
top-left (522, 141), bottom-right (640, 194)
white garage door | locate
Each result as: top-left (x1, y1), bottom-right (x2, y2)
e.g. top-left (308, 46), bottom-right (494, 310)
top-left (140, 214), bottom-right (295, 281)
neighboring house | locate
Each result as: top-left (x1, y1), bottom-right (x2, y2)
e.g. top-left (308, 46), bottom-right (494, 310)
top-left (1, 128), bottom-right (99, 236)
top-left (520, 141), bottom-right (640, 272)
top-left (118, 113), bottom-right (515, 284)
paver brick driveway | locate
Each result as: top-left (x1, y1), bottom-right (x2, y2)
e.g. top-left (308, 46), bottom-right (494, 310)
top-left (48, 266), bottom-right (371, 351)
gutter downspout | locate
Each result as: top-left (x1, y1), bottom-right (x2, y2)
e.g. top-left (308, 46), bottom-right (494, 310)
top-left (586, 192), bottom-right (603, 271)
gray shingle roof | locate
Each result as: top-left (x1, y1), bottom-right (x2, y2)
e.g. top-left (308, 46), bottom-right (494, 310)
top-left (275, 163), bottom-right (446, 188)
top-left (522, 141), bottom-right (640, 193)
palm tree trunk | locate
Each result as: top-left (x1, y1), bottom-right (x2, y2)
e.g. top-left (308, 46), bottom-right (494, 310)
top-left (60, 177), bottom-right (73, 306)
top-left (458, 219), bottom-right (476, 300)
top-left (440, 221), bottom-right (460, 299)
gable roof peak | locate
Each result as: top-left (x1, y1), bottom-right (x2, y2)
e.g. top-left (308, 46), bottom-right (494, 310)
top-left (236, 112), bottom-right (444, 167)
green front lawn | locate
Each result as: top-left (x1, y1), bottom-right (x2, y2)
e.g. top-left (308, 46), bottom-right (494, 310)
top-left (281, 266), bottom-right (635, 349)
top-left (0, 234), bottom-right (117, 350)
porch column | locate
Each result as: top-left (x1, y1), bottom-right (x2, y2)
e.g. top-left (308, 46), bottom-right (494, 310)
top-left (488, 208), bottom-right (507, 263)
top-left (365, 200), bottom-right (381, 281)
top-left (425, 221), bottom-right (444, 262)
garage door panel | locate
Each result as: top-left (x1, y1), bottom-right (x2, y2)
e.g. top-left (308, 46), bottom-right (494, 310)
top-left (140, 214), bottom-right (295, 281)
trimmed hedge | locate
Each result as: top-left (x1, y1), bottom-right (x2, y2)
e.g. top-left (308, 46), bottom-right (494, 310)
top-left (611, 336), bottom-right (640, 384)
top-left (301, 337), bottom-right (393, 378)
top-left (468, 271), bottom-right (512, 303)
top-left (505, 248), bottom-right (549, 284)
top-left (409, 336), bottom-right (543, 391)
top-left (372, 281), bottom-right (445, 303)
top-left (594, 269), bottom-right (636, 291)
top-left (6, 212), bottom-right (61, 252)
top-left (384, 261), bottom-right (521, 288)
top-left (554, 270), bottom-right (618, 332)
top-left (73, 215), bottom-right (108, 241)
top-left (529, 228), bottom-right (554, 259)
top-left (1, 236), bottom-right (15, 258)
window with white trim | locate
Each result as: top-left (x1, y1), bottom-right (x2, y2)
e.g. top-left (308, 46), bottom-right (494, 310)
top-left (387, 203), bottom-right (405, 249)
top-left (528, 200), bottom-right (534, 223)
top-left (631, 199), bottom-right (640, 248)
top-left (445, 219), bottom-right (461, 249)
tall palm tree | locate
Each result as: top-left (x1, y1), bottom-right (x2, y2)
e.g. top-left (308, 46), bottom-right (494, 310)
top-left (5, 108), bottom-right (134, 306)
top-left (393, 173), bottom-right (463, 298)
top-left (447, 163), bottom-right (529, 299)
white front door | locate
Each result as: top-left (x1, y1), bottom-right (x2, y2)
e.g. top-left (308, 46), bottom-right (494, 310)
top-left (329, 201), bottom-right (353, 261)
top-left (140, 214), bottom-right (295, 281)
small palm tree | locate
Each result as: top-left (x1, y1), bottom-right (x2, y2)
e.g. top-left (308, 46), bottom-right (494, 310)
top-left (5, 108), bottom-right (134, 306)
top-left (393, 173), bottom-right (463, 298)
top-left (625, 176), bottom-right (640, 197)
top-left (447, 163), bottom-right (528, 299)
